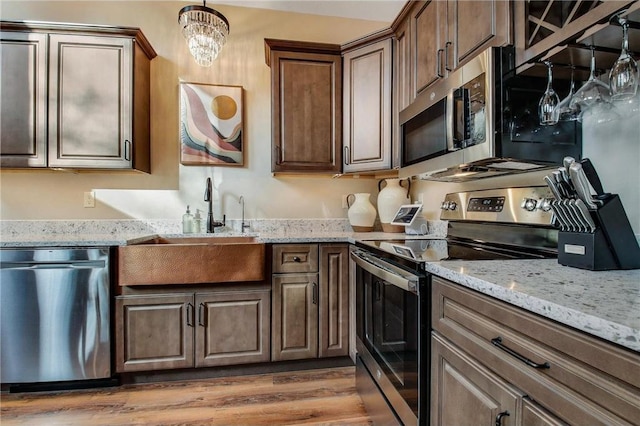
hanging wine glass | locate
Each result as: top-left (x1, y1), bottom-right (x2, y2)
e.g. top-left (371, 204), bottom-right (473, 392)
top-left (539, 61), bottom-right (559, 125)
top-left (570, 46), bottom-right (611, 114)
top-left (609, 13), bottom-right (639, 101)
top-left (554, 66), bottom-right (580, 121)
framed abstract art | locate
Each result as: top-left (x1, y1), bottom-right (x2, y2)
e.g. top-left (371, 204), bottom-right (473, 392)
top-left (179, 82), bottom-right (244, 166)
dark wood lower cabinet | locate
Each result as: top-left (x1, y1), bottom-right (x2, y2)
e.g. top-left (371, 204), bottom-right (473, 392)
top-left (271, 244), bottom-right (349, 361)
top-left (116, 294), bottom-right (194, 372)
top-left (116, 287), bottom-right (270, 373)
top-left (431, 276), bottom-right (640, 426)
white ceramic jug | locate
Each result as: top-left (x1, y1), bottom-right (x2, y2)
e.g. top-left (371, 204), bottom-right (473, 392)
top-left (347, 193), bottom-right (376, 232)
top-left (377, 178), bottom-right (410, 232)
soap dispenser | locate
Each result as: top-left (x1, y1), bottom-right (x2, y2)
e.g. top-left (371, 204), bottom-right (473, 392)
top-left (193, 209), bottom-right (202, 234)
top-left (182, 205), bottom-right (194, 234)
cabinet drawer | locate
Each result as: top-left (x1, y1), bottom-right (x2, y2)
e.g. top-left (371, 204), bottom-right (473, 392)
top-left (272, 244), bottom-right (318, 273)
top-left (432, 277), bottom-right (640, 425)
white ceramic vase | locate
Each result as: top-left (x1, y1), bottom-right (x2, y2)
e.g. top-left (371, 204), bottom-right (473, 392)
top-left (347, 193), bottom-right (376, 232)
top-left (377, 178), bottom-right (410, 232)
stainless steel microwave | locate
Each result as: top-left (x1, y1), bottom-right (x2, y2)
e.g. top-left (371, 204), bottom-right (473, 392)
top-left (399, 46), bottom-right (582, 178)
top-left (400, 47), bottom-right (495, 173)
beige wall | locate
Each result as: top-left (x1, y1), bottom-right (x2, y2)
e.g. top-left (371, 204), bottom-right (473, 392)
top-left (0, 1), bottom-right (387, 221)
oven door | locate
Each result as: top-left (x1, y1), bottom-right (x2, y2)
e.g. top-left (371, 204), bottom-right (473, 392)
top-left (352, 249), bottom-right (426, 425)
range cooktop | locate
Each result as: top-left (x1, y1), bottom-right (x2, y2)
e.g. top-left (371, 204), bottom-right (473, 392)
top-left (358, 238), bottom-right (556, 263)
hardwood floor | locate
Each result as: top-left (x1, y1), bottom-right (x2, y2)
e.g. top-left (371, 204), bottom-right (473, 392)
top-left (0, 366), bottom-right (370, 425)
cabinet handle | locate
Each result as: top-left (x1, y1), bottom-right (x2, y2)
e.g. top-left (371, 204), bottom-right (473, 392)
top-left (274, 144), bottom-right (282, 165)
top-left (436, 48), bottom-right (445, 78)
top-left (444, 41), bottom-right (452, 72)
top-left (344, 146), bottom-right (350, 165)
top-left (198, 303), bottom-right (207, 327)
top-left (312, 283), bottom-right (318, 305)
top-left (293, 256), bottom-right (301, 262)
top-left (495, 411), bottom-right (510, 426)
top-left (186, 303), bottom-right (194, 327)
top-left (374, 279), bottom-right (382, 302)
top-left (124, 139), bottom-right (131, 161)
top-left (491, 337), bottom-right (550, 369)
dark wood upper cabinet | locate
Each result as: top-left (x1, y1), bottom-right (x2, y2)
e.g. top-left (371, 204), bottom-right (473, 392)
top-left (342, 36), bottom-right (393, 173)
top-left (0, 21), bottom-right (155, 172)
top-left (265, 39), bottom-right (342, 174)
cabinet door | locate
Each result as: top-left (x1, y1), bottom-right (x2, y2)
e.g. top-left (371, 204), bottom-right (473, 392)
top-left (195, 289), bottom-right (271, 367)
top-left (115, 294), bottom-right (194, 372)
top-left (0, 31), bottom-right (47, 167)
top-left (448, 0), bottom-right (511, 67)
top-left (270, 50), bottom-right (342, 173)
top-left (319, 245), bottom-right (349, 358)
top-left (48, 34), bottom-right (133, 169)
top-left (394, 16), bottom-right (412, 169)
top-left (412, 0), bottom-right (448, 95)
top-left (431, 333), bottom-right (521, 426)
top-left (272, 273), bottom-right (319, 361)
top-left (342, 38), bottom-right (392, 173)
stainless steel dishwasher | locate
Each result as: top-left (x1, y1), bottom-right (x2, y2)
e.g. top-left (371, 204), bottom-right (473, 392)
top-left (1, 248), bottom-right (111, 384)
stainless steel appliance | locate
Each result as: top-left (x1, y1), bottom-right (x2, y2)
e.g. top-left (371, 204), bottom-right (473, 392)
top-left (1, 248), bottom-right (111, 386)
top-left (399, 46), bottom-right (582, 179)
top-left (353, 186), bottom-right (558, 425)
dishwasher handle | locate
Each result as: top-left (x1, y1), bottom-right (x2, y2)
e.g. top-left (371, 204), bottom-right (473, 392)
top-left (351, 249), bottom-right (419, 294)
top-left (1, 260), bottom-right (106, 270)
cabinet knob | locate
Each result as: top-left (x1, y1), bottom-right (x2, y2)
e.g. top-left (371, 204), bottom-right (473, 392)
top-left (293, 256), bottom-right (301, 262)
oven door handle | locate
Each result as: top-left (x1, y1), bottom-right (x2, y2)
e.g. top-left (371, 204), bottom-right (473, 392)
top-left (351, 250), bottom-right (419, 294)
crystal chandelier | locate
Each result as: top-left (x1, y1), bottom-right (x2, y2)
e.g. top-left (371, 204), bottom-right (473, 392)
top-left (178, 1), bottom-right (230, 67)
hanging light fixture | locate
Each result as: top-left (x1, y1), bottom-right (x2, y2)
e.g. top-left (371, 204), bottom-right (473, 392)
top-left (178, 1), bottom-right (230, 67)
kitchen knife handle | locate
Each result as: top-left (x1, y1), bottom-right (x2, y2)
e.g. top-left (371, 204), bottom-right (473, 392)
top-left (580, 158), bottom-right (605, 195)
top-left (569, 163), bottom-right (598, 210)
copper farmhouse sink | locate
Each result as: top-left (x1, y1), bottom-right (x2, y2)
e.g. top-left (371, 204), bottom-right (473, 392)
top-left (117, 236), bottom-right (265, 286)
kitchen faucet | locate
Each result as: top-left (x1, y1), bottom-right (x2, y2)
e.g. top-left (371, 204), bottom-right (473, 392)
top-left (204, 177), bottom-right (225, 233)
top-left (239, 196), bottom-right (250, 233)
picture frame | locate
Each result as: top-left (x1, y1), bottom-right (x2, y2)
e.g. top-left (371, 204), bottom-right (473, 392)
top-left (179, 82), bottom-right (244, 166)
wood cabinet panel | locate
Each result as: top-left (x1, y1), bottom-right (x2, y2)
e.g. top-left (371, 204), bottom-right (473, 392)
top-left (342, 38), bottom-right (392, 173)
top-left (449, 0), bottom-right (510, 66)
top-left (48, 34), bottom-right (132, 169)
top-left (431, 333), bottom-right (521, 426)
top-left (116, 294), bottom-right (194, 372)
top-left (521, 397), bottom-right (568, 426)
top-left (0, 31), bottom-right (47, 167)
top-left (266, 40), bottom-right (342, 174)
top-left (412, 0), bottom-right (447, 95)
top-left (319, 245), bottom-right (349, 357)
top-left (272, 273), bottom-right (319, 361)
top-left (195, 289), bottom-right (270, 367)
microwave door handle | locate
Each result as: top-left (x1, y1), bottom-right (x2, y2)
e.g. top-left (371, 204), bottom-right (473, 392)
top-left (452, 87), bottom-right (470, 150)
top-left (350, 250), bottom-right (418, 294)
top-left (445, 90), bottom-right (458, 152)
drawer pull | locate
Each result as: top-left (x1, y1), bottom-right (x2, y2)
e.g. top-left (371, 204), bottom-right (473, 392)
top-left (495, 411), bottom-right (510, 426)
top-left (293, 256), bottom-right (301, 262)
top-left (491, 337), bottom-right (550, 369)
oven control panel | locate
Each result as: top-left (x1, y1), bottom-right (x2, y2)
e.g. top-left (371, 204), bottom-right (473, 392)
top-left (440, 186), bottom-right (554, 225)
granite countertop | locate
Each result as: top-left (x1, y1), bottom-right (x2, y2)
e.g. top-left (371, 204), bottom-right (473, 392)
top-left (1, 228), bottom-right (638, 352)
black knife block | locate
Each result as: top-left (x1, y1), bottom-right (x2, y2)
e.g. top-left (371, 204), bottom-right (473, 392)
top-left (558, 194), bottom-right (640, 270)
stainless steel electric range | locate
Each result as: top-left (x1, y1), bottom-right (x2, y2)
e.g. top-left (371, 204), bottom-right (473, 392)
top-left (352, 186), bottom-right (558, 425)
